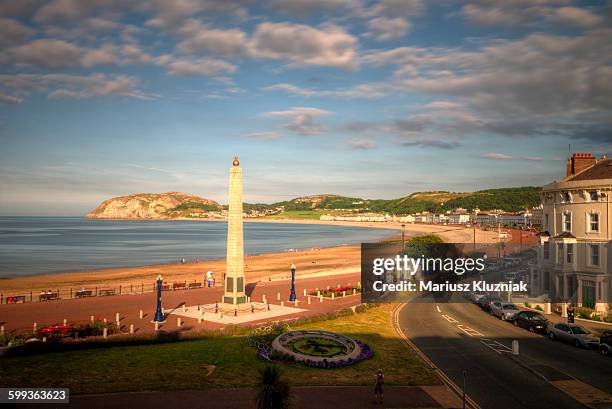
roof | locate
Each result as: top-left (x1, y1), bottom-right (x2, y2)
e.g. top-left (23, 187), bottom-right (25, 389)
top-left (569, 158), bottom-right (612, 181)
top-left (554, 232), bottom-right (576, 239)
top-left (537, 231), bottom-right (550, 237)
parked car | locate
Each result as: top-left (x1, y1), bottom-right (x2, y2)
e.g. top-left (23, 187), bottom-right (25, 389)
top-left (512, 311), bottom-right (548, 333)
top-left (547, 323), bottom-right (600, 348)
top-left (478, 294), bottom-right (503, 312)
top-left (470, 292), bottom-right (486, 303)
top-left (600, 331), bottom-right (612, 356)
top-left (490, 301), bottom-right (520, 320)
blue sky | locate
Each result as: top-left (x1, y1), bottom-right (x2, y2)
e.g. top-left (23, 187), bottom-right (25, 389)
top-left (0, 0), bottom-right (611, 215)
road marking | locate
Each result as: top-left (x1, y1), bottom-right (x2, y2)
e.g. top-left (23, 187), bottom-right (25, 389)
top-left (457, 324), bottom-right (483, 337)
top-left (442, 314), bottom-right (458, 323)
top-left (392, 303), bottom-right (482, 409)
top-left (436, 304), bottom-right (441, 313)
top-left (480, 338), bottom-right (512, 354)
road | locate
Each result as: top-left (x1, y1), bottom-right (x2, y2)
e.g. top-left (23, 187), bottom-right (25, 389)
top-left (398, 298), bottom-right (612, 409)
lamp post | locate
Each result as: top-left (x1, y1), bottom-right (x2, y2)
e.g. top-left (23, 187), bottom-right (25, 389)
top-left (153, 274), bottom-right (165, 323)
top-left (401, 223), bottom-right (406, 253)
top-left (289, 264), bottom-right (296, 302)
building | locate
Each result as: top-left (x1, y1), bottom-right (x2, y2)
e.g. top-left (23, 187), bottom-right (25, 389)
top-left (447, 213), bottom-right (471, 224)
top-left (530, 205), bottom-right (543, 229)
top-left (530, 153), bottom-right (611, 314)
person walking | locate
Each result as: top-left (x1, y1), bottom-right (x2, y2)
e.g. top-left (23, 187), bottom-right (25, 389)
top-left (567, 303), bottom-right (575, 323)
top-left (373, 369), bottom-right (384, 404)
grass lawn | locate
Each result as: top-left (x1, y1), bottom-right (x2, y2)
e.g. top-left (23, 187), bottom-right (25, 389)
top-left (0, 304), bottom-right (439, 394)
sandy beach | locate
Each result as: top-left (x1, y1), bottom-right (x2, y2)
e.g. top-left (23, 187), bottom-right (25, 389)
top-left (0, 221), bottom-right (503, 295)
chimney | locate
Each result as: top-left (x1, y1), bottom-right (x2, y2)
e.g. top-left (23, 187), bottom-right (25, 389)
top-left (566, 153), bottom-right (596, 177)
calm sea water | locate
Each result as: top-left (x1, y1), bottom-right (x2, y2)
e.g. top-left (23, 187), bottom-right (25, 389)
top-left (0, 217), bottom-right (396, 277)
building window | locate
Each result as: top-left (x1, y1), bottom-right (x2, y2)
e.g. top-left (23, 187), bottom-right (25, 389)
top-left (543, 241), bottom-right (550, 259)
top-left (563, 212), bottom-right (572, 232)
top-left (566, 244), bottom-right (574, 264)
top-left (589, 213), bottom-right (599, 232)
top-left (589, 191), bottom-right (599, 201)
top-left (545, 213), bottom-right (549, 230)
top-left (590, 244), bottom-right (600, 266)
top-left (557, 243), bottom-right (564, 264)
top-left (563, 192), bottom-right (572, 203)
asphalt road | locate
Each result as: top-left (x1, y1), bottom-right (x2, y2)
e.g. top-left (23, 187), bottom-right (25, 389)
top-left (398, 298), bottom-right (612, 409)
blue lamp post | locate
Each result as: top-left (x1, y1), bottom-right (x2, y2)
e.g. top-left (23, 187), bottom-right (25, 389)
top-left (289, 264), bottom-right (296, 302)
top-left (154, 274), bottom-right (165, 322)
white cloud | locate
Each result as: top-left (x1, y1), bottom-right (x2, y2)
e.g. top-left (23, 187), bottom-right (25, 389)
top-left (366, 17), bottom-right (411, 42)
top-left (266, 0), bottom-right (353, 16)
top-left (0, 17), bottom-right (34, 49)
top-left (550, 6), bottom-right (604, 27)
top-left (264, 82), bottom-right (387, 99)
top-left (524, 156), bottom-right (545, 161)
top-left (249, 22), bottom-right (358, 69)
top-left (481, 153), bottom-right (513, 160)
top-left (9, 39), bottom-right (82, 68)
top-left (177, 20), bottom-right (248, 55)
top-left (0, 73), bottom-right (154, 101)
top-left (155, 54), bottom-right (237, 76)
top-left (349, 140), bottom-right (376, 149)
top-left (263, 107), bottom-right (333, 135)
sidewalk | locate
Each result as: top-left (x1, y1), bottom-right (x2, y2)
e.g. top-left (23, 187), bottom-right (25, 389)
top-left (21, 386), bottom-right (463, 409)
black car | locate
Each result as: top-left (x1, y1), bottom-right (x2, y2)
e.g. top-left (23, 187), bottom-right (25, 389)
top-left (600, 330), bottom-right (612, 356)
top-left (512, 311), bottom-right (548, 333)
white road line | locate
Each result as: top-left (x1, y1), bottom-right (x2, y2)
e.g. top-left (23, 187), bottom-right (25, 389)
top-left (457, 324), bottom-right (483, 337)
top-left (442, 314), bottom-right (458, 323)
top-left (480, 338), bottom-right (512, 354)
top-left (436, 305), bottom-right (441, 313)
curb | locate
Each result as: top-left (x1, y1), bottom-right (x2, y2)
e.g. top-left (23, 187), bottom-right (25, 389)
top-left (391, 302), bottom-right (483, 409)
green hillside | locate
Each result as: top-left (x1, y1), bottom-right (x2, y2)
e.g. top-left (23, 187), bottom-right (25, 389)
top-left (254, 187), bottom-right (541, 215)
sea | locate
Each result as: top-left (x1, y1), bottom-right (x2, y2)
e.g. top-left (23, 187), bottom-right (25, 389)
top-left (0, 217), bottom-right (396, 278)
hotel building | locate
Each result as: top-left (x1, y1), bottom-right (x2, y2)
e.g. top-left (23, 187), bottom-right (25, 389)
top-left (530, 153), bottom-right (611, 314)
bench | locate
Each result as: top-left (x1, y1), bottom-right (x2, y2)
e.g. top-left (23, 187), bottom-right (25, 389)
top-left (6, 295), bottom-right (26, 304)
top-left (98, 289), bottom-right (115, 296)
top-left (75, 289), bottom-right (93, 298)
top-left (39, 293), bottom-right (59, 301)
top-left (188, 282), bottom-right (203, 289)
top-left (40, 325), bottom-right (74, 337)
top-left (173, 282), bottom-right (187, 290)
top-left (161, 284), bottom-right (171, 291)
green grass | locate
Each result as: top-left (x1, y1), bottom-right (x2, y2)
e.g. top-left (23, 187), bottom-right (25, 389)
top-left (263, 210), bottom-right (325, 220)
top-left (0, 305), bottom-right (439, 394)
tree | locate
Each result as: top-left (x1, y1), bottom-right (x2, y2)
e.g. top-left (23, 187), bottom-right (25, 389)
top-left (255, 365), bottom-right (292, 409)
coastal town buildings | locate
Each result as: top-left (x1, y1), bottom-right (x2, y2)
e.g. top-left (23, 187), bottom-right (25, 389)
top-left (530, 153), bottom-right (611, 315)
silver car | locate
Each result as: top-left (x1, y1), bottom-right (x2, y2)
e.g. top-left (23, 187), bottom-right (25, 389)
top-left (547, 323), bottom-right (600, 348)
top-left (490, 301), bottom-right (520, 320)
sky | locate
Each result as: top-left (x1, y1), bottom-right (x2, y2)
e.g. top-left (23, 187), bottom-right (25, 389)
top-left (0, 0), bottom-right (611, 215)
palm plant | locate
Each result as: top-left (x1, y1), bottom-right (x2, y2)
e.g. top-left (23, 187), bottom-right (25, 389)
top-left (255, 364), bottom-right (292, 409)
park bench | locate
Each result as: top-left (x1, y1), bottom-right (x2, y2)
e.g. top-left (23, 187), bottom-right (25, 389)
top-left (75, 289), bottom-right (93, 298)
top-left (6, 295), bottom-right (26, 304)
top-left (173, 282), bottom-right (187, 290)
top-left (188, 282), bottom-right (203, 289)
top-left (98, 289), bottom-right (115, 296)
top-left (39, 292), bottom-right (59, 301)
top-left (161, 284), bottom-right (171, 291)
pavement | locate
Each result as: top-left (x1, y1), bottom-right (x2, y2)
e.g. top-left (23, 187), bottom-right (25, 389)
top-left (11, 386), bottom-right (462, 409)
top-left (398, 298), bottom-right (612, 409)
top-left (0, 273), bottom-right (362, 335)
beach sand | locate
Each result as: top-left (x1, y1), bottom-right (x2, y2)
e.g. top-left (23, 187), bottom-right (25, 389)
top-left (0, 221), bottom-right (506, 295)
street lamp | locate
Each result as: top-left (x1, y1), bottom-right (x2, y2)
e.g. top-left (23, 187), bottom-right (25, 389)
top-left (289, 264), bottom-right (296, 302)
top-left (153, 274), bottom-right (165, 323)
top-left (401, 223), bottom-right (406, 253)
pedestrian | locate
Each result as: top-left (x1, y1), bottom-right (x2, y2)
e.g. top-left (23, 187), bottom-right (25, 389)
top-left (373, 369), bottom-right (384, 404)
top-left (567, 303), bottom-right (575, 323)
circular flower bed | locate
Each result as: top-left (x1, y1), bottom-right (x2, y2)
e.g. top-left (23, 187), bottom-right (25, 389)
top-left (269, 330), bottom-right (373, 368)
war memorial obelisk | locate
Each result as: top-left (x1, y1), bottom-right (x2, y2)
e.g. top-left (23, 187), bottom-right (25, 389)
top-left (223, 156), bottom-right (246, 305)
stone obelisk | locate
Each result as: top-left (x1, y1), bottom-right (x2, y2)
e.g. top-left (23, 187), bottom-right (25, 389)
top-left (223, 156), bottom-right (246, 305)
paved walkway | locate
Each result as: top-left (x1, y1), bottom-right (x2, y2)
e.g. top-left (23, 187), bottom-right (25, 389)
top-left (0, 273), bottom-right (361, 335)
top-left (19, 386), bottom-right (462, 409)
